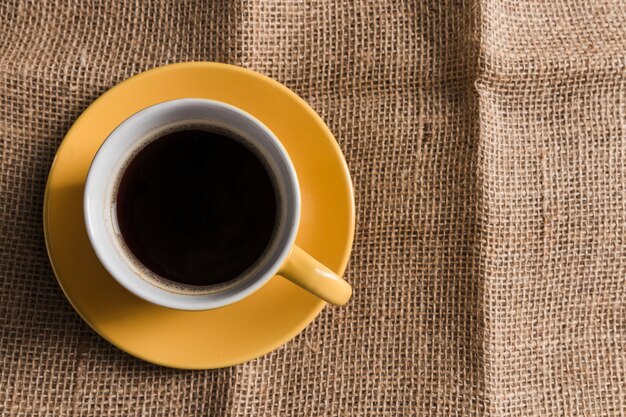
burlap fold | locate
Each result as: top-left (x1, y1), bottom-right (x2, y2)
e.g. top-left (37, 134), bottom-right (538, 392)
top-left (1, 1), bottom-right (624, 415)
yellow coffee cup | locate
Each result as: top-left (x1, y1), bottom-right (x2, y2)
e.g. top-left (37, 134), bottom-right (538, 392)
top-left (84, 98), bottom-right (351, 310)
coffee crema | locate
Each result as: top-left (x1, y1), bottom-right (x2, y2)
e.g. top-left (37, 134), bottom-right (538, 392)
top-left (115, 126), bottom-right (278, 289)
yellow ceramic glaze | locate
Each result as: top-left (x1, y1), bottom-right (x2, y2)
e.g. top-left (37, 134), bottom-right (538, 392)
top-left (43, 62), bottom-right (355, 369)
top-left (279, 245), bottom-right (352, 306)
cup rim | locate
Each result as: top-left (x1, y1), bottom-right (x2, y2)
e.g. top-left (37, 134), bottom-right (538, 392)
top-left (83, 98), bottom-right (301, 310)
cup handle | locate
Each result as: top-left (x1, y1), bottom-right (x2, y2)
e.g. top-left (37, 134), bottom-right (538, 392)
top-left (277, 245), bottom-right (352, 306)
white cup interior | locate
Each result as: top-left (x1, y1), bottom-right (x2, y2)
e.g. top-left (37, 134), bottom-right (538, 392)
top-left (84, 99), bottom-right (300, 310)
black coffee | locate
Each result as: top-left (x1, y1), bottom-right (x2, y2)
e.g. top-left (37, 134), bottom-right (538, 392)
top-left (116, 127), bottom-right (278, 288)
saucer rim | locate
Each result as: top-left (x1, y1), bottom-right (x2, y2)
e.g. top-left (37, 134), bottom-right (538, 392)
top-left (43, 62), bottom-right (355, 369)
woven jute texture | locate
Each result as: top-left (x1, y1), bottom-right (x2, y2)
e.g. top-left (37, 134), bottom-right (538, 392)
top-left (1, 1), bottom-right (625, 416)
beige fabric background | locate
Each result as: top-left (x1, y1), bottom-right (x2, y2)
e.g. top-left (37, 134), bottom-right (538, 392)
top-left (1, 1), bottom-right (625, 415)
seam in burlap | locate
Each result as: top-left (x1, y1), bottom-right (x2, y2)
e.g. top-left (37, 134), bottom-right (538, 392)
top-left (1, 1), bottom-right (625, 416)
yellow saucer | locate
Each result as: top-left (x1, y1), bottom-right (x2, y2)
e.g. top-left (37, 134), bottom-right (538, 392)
top-left (43, 63), bottom-right (355, 369)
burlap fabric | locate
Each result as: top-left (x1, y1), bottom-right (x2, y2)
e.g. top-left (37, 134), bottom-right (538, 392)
top-left (1, 1), bottom-right (624, 415)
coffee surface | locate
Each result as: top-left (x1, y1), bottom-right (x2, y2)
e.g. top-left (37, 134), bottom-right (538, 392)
top-left (116, 128), bottom-right (277, 287)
